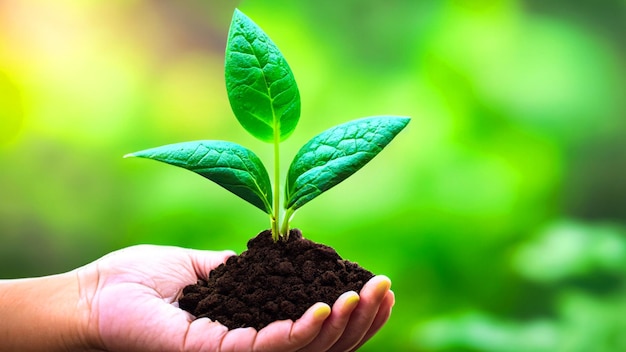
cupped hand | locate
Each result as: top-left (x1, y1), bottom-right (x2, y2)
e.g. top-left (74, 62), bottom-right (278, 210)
top-left (76, 245), bottom-right (394, 351)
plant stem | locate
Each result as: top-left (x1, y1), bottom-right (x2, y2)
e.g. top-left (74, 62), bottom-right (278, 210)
top-left (272, 128), bottom-right (281, 241)
top-left (280, 207), bottom-right (295, 237)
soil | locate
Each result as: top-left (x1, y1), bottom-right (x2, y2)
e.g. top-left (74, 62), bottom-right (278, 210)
top-left (178, 228), bottom-right (374, 330)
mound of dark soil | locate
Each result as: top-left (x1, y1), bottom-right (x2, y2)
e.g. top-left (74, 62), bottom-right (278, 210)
top-left (178, 229), bottom-right (374, 330)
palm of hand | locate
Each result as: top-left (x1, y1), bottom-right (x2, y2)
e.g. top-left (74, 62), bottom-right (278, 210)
top-left (77, 245), bottom-right (394, 352)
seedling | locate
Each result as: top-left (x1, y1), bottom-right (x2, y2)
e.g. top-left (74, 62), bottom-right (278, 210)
top-left (126, 9), bottom-right (410, 242)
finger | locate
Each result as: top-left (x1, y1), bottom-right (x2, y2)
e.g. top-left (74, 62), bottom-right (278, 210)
top-left (181, 318), bottom-right (229, 351)
top-left (186, 249), bottom-right (237, 280)
top-left (183, 319), bottom-right (265, 352)
top-left (328, 275), bottom-right (391, 352)
top-left (297, 291), bottom-right (360, 352)
top-left (219, 327), bottom-right (258, 352)
top-left (254, 302), bottom-right (331, 352)
top-left (349, 290), bottom-right (395, 351)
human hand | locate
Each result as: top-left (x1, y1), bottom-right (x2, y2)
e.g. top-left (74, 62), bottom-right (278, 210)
top-left (72, 245), bottom-right (394, 351)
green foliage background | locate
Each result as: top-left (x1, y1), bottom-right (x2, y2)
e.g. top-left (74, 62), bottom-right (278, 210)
top-left (1, 0), bottom-right (625, 350)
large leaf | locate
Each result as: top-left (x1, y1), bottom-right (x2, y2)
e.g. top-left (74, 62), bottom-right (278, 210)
top-left (225, 9), bottom-right (300, 142)
top-left (285, 116), bottom-right (410, 211)
top-left (126, 140), bottom-right (273, 214)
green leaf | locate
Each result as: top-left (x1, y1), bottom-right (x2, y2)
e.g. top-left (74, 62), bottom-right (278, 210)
top-left (285, 116), bottom-right (410, 211)
top-left (225, 9), bottom-right (300, 143)
top-left (126, 141), bottom-right (273, 214)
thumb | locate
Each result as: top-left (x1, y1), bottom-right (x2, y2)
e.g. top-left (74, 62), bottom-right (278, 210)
top-left (185, 249), bottom-right (237, 280)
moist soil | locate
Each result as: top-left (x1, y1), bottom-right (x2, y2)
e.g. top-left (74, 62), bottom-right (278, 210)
top-left (178, 229), bottom-right (374, 330)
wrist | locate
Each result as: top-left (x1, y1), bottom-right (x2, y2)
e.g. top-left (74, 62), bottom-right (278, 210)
top-left (0, 271), bottom-right (95, 351)
top-left (46, 271), bottom-right (92, 350)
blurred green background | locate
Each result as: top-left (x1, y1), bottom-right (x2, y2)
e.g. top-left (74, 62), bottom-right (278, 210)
top-left (1, 0), bottom-right (625, 350)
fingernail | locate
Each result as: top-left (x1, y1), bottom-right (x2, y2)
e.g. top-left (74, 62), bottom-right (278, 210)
top-left (375, 276), bottom-right (391, 294)
top-left (313, 304), bottom-right (331, 320)
top-left (345, 294), bottom-right (360, 309)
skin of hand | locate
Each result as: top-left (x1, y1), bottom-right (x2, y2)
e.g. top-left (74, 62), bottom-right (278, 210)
top-left (0, 245), bottom-right (394, 351)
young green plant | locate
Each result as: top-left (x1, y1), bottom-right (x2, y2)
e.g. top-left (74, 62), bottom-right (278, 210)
top-left (125, 9), bottom-right (410, 241)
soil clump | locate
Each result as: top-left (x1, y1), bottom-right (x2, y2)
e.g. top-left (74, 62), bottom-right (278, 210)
top-left (179, 229), bottom-right (374, 330)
